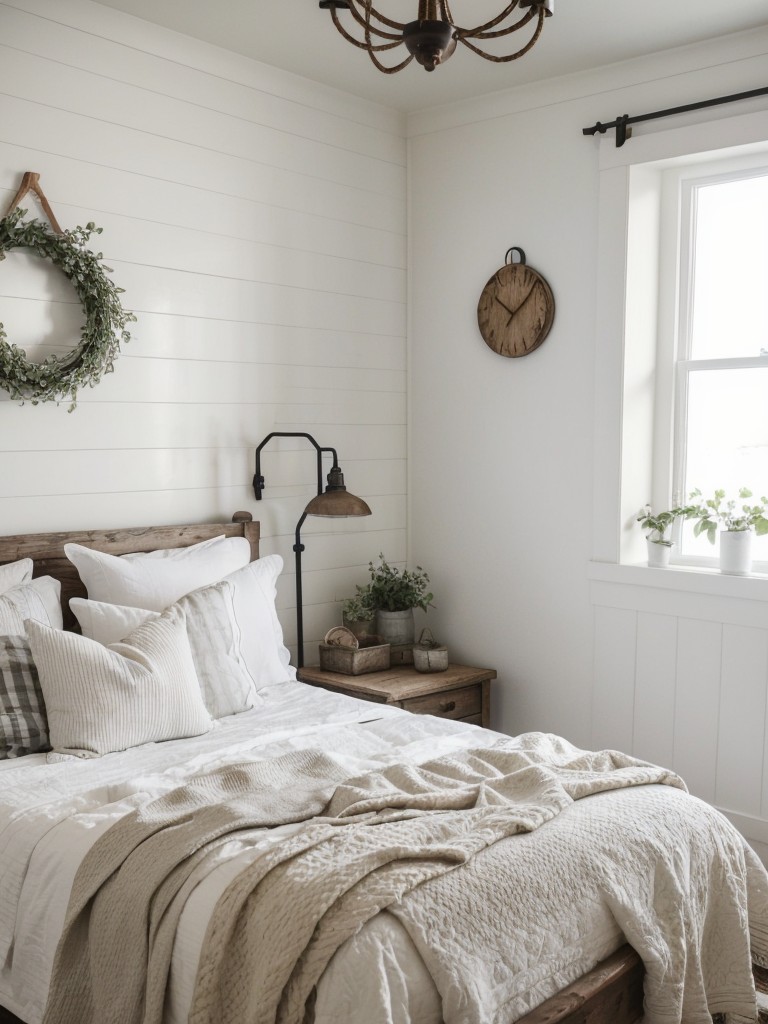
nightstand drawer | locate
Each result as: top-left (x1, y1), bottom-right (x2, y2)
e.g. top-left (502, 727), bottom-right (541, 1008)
top-left (400, 684), bottom-right (481, 720)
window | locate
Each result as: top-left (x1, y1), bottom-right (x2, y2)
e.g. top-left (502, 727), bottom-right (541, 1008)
top-left (591, 110), bottom-right (768, 573)
top-left (660, 160), bottom-right (768, 567)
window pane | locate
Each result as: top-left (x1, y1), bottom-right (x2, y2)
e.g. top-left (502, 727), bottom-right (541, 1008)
top-left (690, 173), bottom-right (768, 360)
top-left (681, 366), bottom-right (768, 561)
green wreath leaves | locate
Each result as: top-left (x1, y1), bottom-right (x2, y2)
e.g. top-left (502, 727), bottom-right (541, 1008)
top-left (0, 208), bottom-right (136, 411)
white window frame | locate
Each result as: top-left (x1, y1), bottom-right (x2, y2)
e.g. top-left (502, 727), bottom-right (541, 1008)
top-left (656, 157), bottom-right (768, 569)
top-left (591, 107), bottom-right (768, 590)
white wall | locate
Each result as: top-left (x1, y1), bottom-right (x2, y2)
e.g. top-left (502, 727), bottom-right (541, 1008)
top-left (407, 26), bottom-right (768, 839)
top-left (0, 0), bottom-right (408, 662)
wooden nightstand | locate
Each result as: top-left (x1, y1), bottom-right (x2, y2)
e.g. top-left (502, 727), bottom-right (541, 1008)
top-left (297, 663), bottom-right (496, 728)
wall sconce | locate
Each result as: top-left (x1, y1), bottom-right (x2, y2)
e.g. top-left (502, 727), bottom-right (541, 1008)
top-left (254, 431), bottom-right (372, 668)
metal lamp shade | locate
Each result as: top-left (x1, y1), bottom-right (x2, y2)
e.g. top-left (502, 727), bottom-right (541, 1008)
top-left (304, 490), bottom-right (371, 518)
top-left (303, 465), bottom-right (372, 518)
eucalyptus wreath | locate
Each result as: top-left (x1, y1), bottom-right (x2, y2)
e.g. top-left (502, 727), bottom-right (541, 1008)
top-left (0, 208), bottom-right (136, 410)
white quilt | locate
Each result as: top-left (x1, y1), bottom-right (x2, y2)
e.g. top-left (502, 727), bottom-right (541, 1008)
top-left (0, 681), bottom-right (765, 1024)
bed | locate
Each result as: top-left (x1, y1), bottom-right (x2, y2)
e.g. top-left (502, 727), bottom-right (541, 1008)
top-left (0, 513), bottom-right (765, 1024)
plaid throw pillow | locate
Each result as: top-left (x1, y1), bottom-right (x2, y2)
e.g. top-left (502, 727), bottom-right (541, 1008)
top-left (0, 635), bottom-right (50, 758)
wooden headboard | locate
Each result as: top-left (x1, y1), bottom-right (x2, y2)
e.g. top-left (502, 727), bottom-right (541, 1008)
top-left (0, 511), bottom-right (260, 632)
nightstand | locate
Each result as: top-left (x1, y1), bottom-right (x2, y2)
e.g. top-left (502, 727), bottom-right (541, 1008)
top-left (297, 663), bottom-right (496, 728)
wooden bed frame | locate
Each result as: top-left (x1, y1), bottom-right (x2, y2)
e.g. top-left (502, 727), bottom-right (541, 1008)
top-left (0, 512), bottom-right (651, 1024)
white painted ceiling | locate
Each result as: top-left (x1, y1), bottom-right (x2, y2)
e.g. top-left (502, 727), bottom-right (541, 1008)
top-left (93, 1), bottom-right (768, 112)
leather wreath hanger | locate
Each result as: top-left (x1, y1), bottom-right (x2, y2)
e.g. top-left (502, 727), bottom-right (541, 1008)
top-left (4, 171), bottom-right (63, 233)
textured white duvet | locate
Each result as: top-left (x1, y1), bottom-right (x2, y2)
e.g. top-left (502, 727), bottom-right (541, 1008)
top-left (0, 681), bottom-right (764, 1024)
top-left (0, 682), bottom-right (510, 1024)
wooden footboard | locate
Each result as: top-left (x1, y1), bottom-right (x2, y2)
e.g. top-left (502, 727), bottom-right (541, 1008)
top-left (515, 944), bottom-right (643, 1024)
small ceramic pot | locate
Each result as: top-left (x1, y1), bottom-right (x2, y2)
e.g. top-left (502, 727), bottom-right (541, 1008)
top-left (646, 538), bottom-right (672, 567)
top-left (719, 529), bottom-right (753, 575)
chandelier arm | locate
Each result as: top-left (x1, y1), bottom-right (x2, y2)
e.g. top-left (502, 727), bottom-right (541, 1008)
top-left (330, 6), bottom-right (403, 50)
top-left (450, 1), bottom-right (521, 36)
top-left (363, 0), bottom-right (414, 72)
top-left (345, 0), bottom-right (407, 33)
top-left (464, 9), bottom-right (537, 41)
top-left (456, 9), bottom-right (544, 61)
top-left (365, 47), bottom-right (415, 73)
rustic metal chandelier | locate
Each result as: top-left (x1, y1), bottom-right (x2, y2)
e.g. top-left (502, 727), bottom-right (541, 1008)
top-left (318, 0), bottom-right (553, 74)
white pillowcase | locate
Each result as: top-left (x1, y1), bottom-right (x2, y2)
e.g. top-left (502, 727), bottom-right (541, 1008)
top-left (70, 580), bottom-right (259, 719)
top-left (0, 577), bottom-right (63, 635)
top-left (26, 605), bottom-right (212, 758)
top-left (64, 535), bottom-right (252, 611)
top-left (225, 555), bottom-right (295, 689)
top-left (0, 559), bottom-right (33, 595)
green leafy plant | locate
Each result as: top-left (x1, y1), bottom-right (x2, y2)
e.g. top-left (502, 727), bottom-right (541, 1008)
top-left (679, 488), bottom-right (768, 544)
top-left (0, 209), bottom-right (136, 410)
top-left (341, 585), bottom-right (376, 623)
top-left (367, 554), bottom-right (434, 613)
top-left (636, 504), bottom-right (678, 546)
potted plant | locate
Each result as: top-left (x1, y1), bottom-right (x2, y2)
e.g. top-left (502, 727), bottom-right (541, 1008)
top-left (341, 585), bottom-right (376, 640)
top-left (680, 488), bottom-right (768, 575)
top-left (636, 504), bottom-right (678, 567)
top-left (367, 554), bottom-right (434, 646)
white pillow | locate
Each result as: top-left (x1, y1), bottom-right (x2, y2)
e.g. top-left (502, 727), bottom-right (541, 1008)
top-left (0, 577), bottom-right (63, 635)
top-left (26, 605), bottom-right (212, 758)
top-left (70, 580), bottom-right (259, 719)
top-left (225, 555), bottom-right (296, 688)
top-left (0, 559), bottom-right (33, 595)
top-left (65, 535), bottom-right (251, 611)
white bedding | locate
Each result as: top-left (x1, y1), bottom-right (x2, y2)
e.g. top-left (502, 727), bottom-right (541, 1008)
top-left (0, 682), bottom-right (515, 1024)
top-left (0, 681), bottom-right (761, 1024)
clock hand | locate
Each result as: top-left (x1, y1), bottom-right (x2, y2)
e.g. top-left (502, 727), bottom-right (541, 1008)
top-left (495, 283), bottom-right (539, 324)
top-left (494, 296), bottom-right (515, 317)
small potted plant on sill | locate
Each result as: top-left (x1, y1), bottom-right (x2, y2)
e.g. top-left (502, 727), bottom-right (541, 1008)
top-left (367, 554), bottom-right (434, 646)
top-left (341, 585), bottom-right (376, 640)
top-left (680, 488), bottom-right (768, 575)
top-left (636, 504), bottom-right (678, 567)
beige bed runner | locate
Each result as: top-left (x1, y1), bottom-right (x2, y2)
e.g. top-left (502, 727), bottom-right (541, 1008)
top-left (41, 735), bottom-right (764, 1024)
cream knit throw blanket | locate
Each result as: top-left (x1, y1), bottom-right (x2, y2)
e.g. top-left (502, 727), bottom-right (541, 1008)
top-left (42, 735), bottom-right (766, 1024)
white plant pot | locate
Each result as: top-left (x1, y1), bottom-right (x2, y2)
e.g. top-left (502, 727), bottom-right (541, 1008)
top-left (646, 538), bottom-right (672, 567)
top-left (719, 529), bottom-right (753, 575)
top-left (375, 608), bottom-right (415, 646)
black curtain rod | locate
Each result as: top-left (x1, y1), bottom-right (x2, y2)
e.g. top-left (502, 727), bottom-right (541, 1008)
top-left (583, 85), bottom-right (768, 147)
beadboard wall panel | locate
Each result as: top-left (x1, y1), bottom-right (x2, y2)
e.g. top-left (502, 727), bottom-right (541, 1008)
top-left (592, 579), bottom-right (768, 852)
top-left (0, 0), bottom-right (407, 665)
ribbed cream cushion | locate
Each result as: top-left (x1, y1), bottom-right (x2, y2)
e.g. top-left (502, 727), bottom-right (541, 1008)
top-left (70, 580), bottom-right (259, 719)
top-left (26, 605), bottom-right (212, 758)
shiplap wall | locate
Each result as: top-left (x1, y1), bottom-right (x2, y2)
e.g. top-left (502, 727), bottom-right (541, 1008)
top-left (0, 0), bottom-right (407, 663)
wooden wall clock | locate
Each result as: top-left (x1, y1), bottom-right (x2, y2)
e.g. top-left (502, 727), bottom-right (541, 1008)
top-left (477, 247), bottom-right (555, 358)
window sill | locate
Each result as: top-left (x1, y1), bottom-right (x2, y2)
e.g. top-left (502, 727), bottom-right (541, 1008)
top-left (588, 560), bottom-right (768, 602)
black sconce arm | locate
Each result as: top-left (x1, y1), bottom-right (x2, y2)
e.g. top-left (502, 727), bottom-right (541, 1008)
top-left (254, 432), bottom-right (337, 500)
